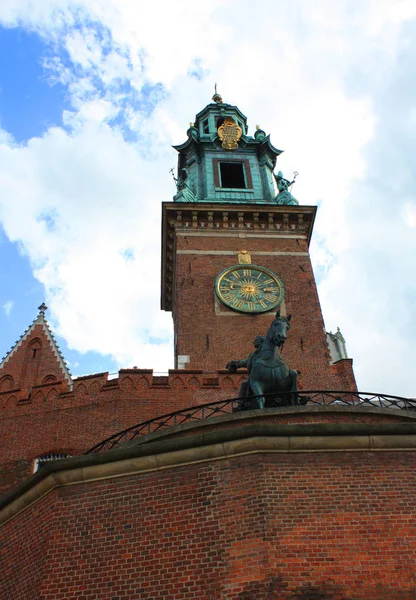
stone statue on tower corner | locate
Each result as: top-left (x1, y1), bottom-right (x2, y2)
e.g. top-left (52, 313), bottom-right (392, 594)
top-left (274, 170), bottom-right (299, 205)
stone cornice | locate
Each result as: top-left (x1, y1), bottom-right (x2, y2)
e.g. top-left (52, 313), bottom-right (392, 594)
top-left (161, 202), bottom-right (316, 311)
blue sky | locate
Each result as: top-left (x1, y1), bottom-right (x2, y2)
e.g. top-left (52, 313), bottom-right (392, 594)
top-left (0, 25), bottom-right (119, 375)
top-left (0, 1), bottom-right (415, 394)
top-left (0, 27), bottom-right (65, 140)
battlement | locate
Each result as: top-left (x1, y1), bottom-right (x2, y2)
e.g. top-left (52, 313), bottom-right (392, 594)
top-left (0, 368), bottom-right (250, 410)
top-left (0, 368), bottom-right (251, 496)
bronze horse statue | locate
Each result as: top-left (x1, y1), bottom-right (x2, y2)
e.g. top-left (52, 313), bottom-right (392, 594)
top-left (227, 311), bottom-right (299, 410)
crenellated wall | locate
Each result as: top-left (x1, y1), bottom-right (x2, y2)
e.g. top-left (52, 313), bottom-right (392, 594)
top-left (0, 367), bottom-right (251, 496)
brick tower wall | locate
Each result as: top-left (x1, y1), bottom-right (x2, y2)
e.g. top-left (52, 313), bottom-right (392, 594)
top-left (163, 203), bottom-right (356, 392)
top-left (174, 231), bottom-right (340, 384)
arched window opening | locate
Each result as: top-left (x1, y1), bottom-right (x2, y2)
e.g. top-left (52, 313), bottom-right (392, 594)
top-left (0, 375), bottom-right (14, 392)
top-left (27, 338), bottom-right (42, 360)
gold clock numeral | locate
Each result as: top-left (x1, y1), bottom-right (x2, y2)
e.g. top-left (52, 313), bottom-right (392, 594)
top-left (232, 298), bottom-right (245, 309)
top-left (232, 271), bottom-right (241, 279)
top-left (222, 292), bottom-right (235, 302)
top-left (242, 269), bottom-right (252, 276)
top-left (263, 278), bottom-right (275, 285)
top-left (265, 293), bottom-right (278, 303)
top-left (247, 302), bottom-right (256, 311)
top-left (259, 300), bottom-right (267, 309)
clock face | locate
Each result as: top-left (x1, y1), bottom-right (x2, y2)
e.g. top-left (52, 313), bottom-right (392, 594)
top-left (215, 265), bottom-right (284, 313)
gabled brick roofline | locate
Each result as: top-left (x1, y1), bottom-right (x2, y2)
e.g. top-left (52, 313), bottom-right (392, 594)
top-left (0, 305), bottom-right (72, 389)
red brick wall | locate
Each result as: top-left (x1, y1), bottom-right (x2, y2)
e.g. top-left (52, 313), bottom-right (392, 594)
top-left (1, 451), bottom-right (415, 599)
top-left (173, 232), bottom-right (356, 392)
top-left (0, 493), bottom-right (55, 600)
top-left (0, 369), bottom-right (249, 495)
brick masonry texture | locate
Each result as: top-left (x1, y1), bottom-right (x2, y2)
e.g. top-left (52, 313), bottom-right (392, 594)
top-left (173, 232), bottom-right (356, 392)
top-left (1, 451), bottom-right (415, 600)
top-left (0, 358), bottom-right (249, 495)
top-left (0, 315), bottom-right (355, 496)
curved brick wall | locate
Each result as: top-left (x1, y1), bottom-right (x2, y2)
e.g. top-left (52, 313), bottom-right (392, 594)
top-left (1, 410), bottom-right (416, 600)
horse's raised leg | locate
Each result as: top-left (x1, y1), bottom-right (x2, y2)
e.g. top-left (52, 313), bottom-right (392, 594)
top-left (249, 378), bottom-right (265, 410)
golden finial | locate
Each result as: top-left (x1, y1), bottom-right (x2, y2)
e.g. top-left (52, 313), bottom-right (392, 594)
top-left (212, 83), bottom-right (223, 104)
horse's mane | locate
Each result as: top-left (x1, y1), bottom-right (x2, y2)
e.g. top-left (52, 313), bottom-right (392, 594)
top-left (275, 314), bottom-right (291, 327)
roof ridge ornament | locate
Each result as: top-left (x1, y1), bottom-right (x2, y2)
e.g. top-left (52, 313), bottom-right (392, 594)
top-left (212, 83), bottom-right (223, 104)
top-left (38, 302), bottom-right (48, 316)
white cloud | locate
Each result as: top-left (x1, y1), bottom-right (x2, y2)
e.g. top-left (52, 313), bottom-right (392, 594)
top-left (402, 203), bottom-right (416, 228)
top-left (0, 119), bottom-right (174, 368)
top-left (2, 301), bottom-right (14, 316)
top-left (0, 1), bottom-right (415, 395)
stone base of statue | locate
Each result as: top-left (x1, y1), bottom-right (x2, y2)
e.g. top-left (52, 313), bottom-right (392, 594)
top-left (233, 388), bottom-right (309, 413)
top-left (275, 190), bottom-right (299, 205)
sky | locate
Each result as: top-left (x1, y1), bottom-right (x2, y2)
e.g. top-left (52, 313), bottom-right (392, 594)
top-left (0, 0), bottom-right (415, 396)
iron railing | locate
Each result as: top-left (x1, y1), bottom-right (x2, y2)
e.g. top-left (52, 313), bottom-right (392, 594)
top-left (85, 390), bottom-right (416, 454)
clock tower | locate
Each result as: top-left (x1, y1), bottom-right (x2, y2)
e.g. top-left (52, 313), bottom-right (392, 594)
top-left (161, 94), bottom-right (356, 391)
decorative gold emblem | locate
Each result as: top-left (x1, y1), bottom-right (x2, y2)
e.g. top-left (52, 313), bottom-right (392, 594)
top-left (218, 117), bottom-right (242, 150)
top-left (238, 250), bottom-right (251, 264)
top-left (215, 265), bottom-right (284, 314)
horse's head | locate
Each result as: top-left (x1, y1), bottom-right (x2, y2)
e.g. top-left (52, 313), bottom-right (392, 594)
top-left (268, 310), bottom-right (291, 348)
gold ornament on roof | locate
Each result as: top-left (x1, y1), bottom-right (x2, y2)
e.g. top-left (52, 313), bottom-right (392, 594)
top-left (212, 83), bottom-right (223, 104)
top-left (238, 250), bottom-right (251, 264)
top-left (218, 117), bottom-right (242, 150)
